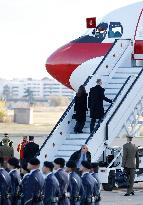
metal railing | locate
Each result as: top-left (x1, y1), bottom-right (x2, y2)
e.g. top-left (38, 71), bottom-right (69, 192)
top-left (106, 68), bottom-right (143, 140)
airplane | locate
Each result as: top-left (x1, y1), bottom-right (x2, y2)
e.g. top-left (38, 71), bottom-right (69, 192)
top-left (45, 2), bottom-right (143, 91)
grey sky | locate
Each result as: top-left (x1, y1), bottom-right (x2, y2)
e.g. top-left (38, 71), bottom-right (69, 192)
top-left (0, 0), bottom-right (140, 79)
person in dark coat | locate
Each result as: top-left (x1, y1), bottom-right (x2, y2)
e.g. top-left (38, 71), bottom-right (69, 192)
top-left (54, 158), bottom-right (70, 205)
top-left (42, 161), bottom-right (60, 205)
top-left (80, 161), bottom-right (100, 205)
top-left (0, 158), bottom-right (12, 205)
top-left (24, 158), bottom-right (45, 205)
top-left (74, 85), bottom-right (88, 133)
top-left (7, 157), bottom-right (21, 205)
top-left (23, 136), bottom-right (39, 163)
top-left (66, 161), bottom-right (84, 205)
top-left (88, 79), bottom-right (112, 133)
top-left (69, 145), bottom-right (91, 171)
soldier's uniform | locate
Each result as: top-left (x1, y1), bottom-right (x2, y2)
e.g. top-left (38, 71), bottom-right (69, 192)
top-left (43, 162), bottom-right (60, 205)
top-left (66, 161), bottom-right (84, 205)
top-left (122, 136), bottom-right (139, 196)
top-left (0, 167), bottom-right (12, 205)
top-left (80, 161), bottom-right (99, 205)
top-left (0, 134), bottom-right (13, 147)
top-left (8, 158), bottom-right (21, 205)
top-left (20, 173), bottom-right (30, 205)
top-left (23, 158), bottom-right (44, 205)
top-left (54, 158), bottom-right (70, 205)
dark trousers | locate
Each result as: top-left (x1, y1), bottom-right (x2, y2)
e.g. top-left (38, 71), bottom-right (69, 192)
top-left (124, 168), bottom-right (135, 194)
top-left (74, 120), bottom-right (85, 133)
top-left (90, 118), bottom-right (102, 133)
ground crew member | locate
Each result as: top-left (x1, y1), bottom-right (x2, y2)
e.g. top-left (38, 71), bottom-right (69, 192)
top-left (54, 158), bottom-right (70, 205)
top-left (80, 161), bottom-right (99, 205)
top-left (0, 157), bottom-right (12, 205)
top-left (24, 158), bottom-right (44, 205)
top-left (66, 160), bottom-right (84, 205)
top-left (42, 161), bottom-right (60, 205)
top-left (7, 157), bottom-right (21, 205)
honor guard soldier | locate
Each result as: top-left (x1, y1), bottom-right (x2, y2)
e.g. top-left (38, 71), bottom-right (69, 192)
top-left (42, 161), bottom-right (60, 205)
top-left (66, 161), bottom-right (84, 205)
top-left (54, 158), bottom-right (70, 205)
top-left (7, 158), bottom-right (21, 205)
top-left (24, 158), bottom-right (44, 205)
top-left (20, 161), bottom-right (30, 205)
top-left (0, 158), bottom-right (12, 205)
top-left (80, 161), bottom-right (99, 205)
top-left (90, 163), bottom-right (101, 203)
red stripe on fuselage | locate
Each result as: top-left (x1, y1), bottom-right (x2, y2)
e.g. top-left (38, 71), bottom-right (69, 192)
top-left (46, 42), bottom-right (113, 88)
top-left (134, 40), bottom-right (143, 54)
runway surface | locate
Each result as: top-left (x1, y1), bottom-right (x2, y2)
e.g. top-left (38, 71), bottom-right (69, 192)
top-left (0, 135), bottom-right (143, 204)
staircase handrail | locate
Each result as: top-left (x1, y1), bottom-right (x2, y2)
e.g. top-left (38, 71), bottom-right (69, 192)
top-left (106, 68), bottom-right (143, 140)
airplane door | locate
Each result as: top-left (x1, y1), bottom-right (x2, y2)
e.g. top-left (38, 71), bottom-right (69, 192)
top-left (134, 9), bottom-right (143, 60)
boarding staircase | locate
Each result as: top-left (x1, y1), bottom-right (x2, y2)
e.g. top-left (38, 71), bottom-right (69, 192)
top-left (38, 39), bottom-right (143, 163)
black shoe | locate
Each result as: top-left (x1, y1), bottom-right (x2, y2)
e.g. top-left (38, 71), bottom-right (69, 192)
top-left (124, 193), bottom-right (130, 196)
top-left (78, 131), bottom-right (83, 133)
top-left (130, 191), bottom-right (135, 195)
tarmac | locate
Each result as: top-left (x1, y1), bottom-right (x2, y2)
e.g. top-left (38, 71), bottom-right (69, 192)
top-left (101, 185), bottom-right (143, 205)
top-left (0, 135), bottom-right (143, 204)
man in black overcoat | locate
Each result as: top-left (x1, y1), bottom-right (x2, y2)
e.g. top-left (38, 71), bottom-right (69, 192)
top-left (23, 136), bottom-right (39, 163)
top-left (88, 79), bottom-right (112, 133)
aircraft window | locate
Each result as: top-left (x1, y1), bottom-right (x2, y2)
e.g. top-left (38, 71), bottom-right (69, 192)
top-left (72, 22), bottom-right (108, 43)
top-left (108, 22), bottom-right (123, 38)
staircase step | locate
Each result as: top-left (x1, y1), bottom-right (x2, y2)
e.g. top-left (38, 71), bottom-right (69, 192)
top-left (68, 133), bottom-right (89, 138)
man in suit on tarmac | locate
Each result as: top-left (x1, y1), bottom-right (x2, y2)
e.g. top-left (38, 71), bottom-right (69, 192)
top-left (42, 161), bottom-right (60, 205)
top-left (23, 136), bottom-right (39, 162)
top-left (122, 135), bottom-right (139, 196)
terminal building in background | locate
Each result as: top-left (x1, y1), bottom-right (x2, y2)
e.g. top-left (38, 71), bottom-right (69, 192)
top-left (0, 77), bottom-right (75, 100)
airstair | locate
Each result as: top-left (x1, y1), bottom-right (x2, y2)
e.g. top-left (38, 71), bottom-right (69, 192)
top-left (38, 39), bottom-right (143, 164)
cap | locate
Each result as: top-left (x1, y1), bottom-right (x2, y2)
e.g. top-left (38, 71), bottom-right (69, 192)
top-left (54, 158), bottom-right (65, 167)
top-left (91, 162), bottom-right (99, 168)
top-left (81, 161), bottom-right (91, 169)
top-left (0, 157), bottom-right (4, 165)
top-left (4, 133), bottom-right (8, 136)
top-left (21, 161), bottom-right (29, 172)
top-left (8, 157), bottom-right (20, 169)
top-left (29, 158), bottom-right (40, 165)
top-left (29, 136), bottom-right (34, 141)
top-left (43, 161), bottom-right (54, 169)
top-left (126, 135), bottom-right (133, 138)
top-left (66, 160), bottom-right (76, 169)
